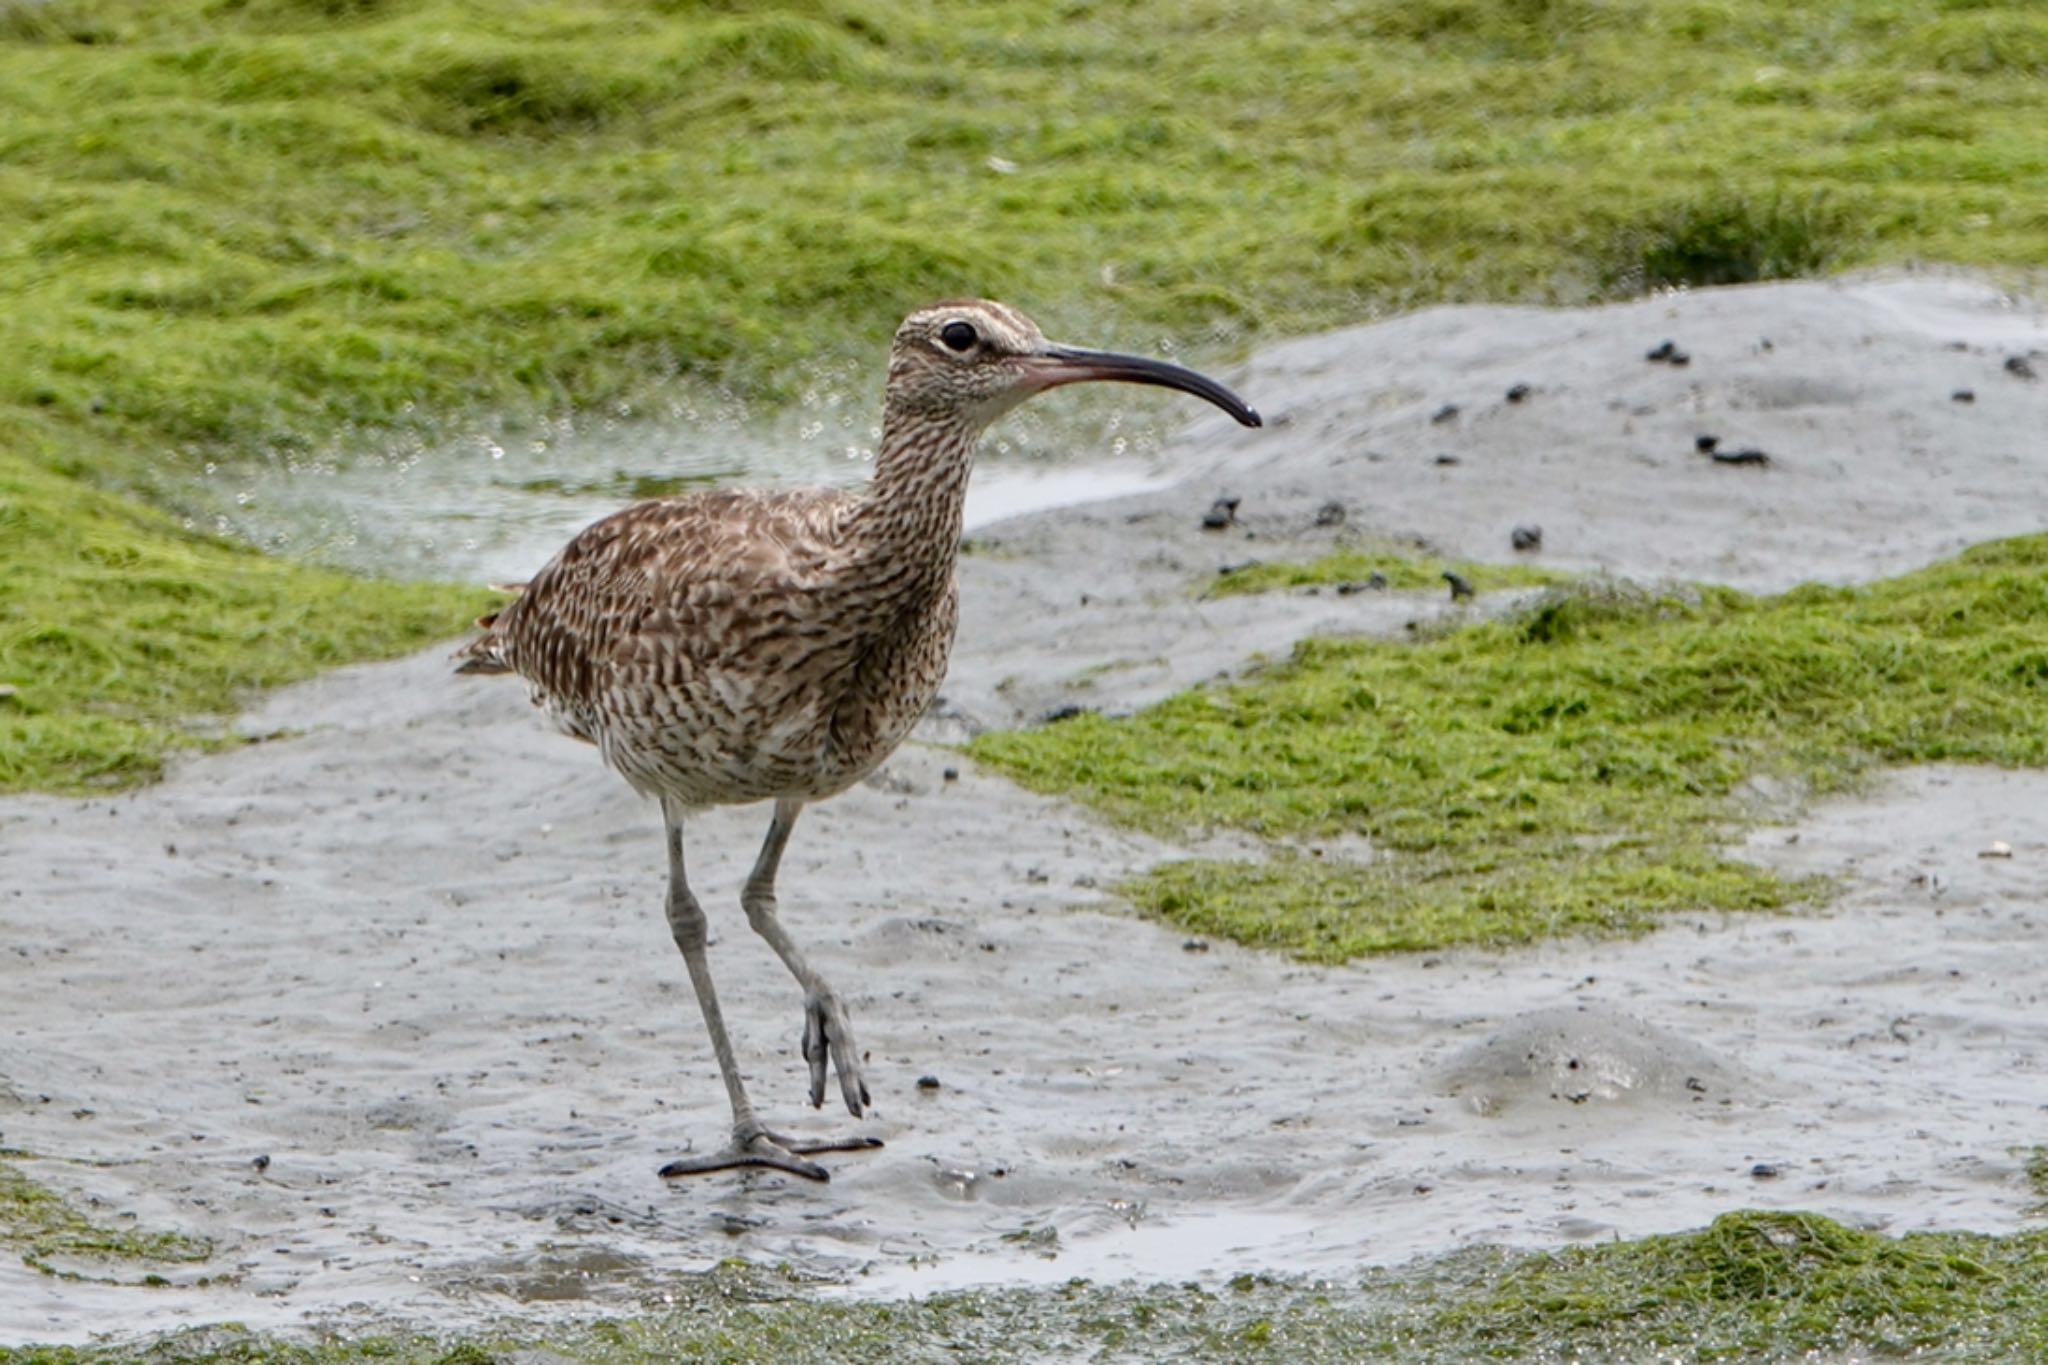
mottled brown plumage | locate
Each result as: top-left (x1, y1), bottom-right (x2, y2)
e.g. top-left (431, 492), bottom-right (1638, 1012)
top-left (458, 299), bottom-right (1260, 1181)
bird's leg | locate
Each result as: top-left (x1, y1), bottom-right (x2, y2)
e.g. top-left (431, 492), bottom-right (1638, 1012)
top-left (743, 798), bottom-right (873, 1117)
top-left (654, 801), bottom-right (878, 1182)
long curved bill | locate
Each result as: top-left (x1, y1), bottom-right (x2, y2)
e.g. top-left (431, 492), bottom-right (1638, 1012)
top-left (1024, 345), bottom-right (1263, 428)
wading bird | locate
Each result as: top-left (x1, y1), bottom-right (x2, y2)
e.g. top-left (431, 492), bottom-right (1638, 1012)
top-left (457, 299), bottom-right (1261, 1180)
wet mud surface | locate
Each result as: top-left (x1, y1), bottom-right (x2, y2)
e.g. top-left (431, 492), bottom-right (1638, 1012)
top-left (3, 274), bottom-right (2046, 1343)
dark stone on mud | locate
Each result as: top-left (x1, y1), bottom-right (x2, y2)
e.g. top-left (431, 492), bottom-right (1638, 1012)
top-left (251, 1153), bottom-right (271, 1171)
top-left (1182, 938), bottom-right (1210, 952)
top-left (1443, 570), bottom-right (1475, 601)
top-left (1430, 403), bottom-right (1460, 424)
top-left (1505, 382), bottom-right (1531, 403)
top-left (1750, 1162), bottom-right (1780, 1179)
top-left (1434, 453), bottom-right (1460, 466)
top-left (1200, 496), bottom-right (1241, 530)
top-left (1646, 339), bottom-right (1677, 361)
top-left (916, 1075), bottom-right (942, 1091)
top-left (1039, 703), bottom-right (1093, 724)
top-left (2006, 354), bottom-right (2038, 379)
top-left (1695, 433), bottom-right (1720, 453)
top-left (1511, 524), bottom-right (1543, 552)
top-left (941, 766), bottom-right (959, 783)
top-left (1667, 349), bottom-right (1691, 366)
top-left (1711, 447), bottom-right (1770, 466)
top-left (1314, 499), bottom-right (1347, 527)
top-left (1952, 388), bottom-right (1975, 403)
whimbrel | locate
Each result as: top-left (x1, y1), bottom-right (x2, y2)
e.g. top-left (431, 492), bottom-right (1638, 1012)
top-left (457, 299), bottom-right (1261, 1180)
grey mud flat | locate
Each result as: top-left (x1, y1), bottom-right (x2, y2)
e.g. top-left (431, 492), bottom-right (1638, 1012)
top-left (2, 273), bottom-right (2046, 1345)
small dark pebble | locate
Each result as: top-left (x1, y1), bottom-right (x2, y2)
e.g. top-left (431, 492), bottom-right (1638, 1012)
top-left (1645, 339), bottom-right (1676, 361)
top-left (1505, 382), bottom-right (1531, 403)
top-left (941, 766), bottom-right (960, 783)
top-left (1951, 388), bottom-right (1975, 403)
top-left (1667, 349), bottom-right (1691, 366)
top-left (252, 1153), bottom-right (271, 1172)
top-left (2006, 354), bottom-right (2038, 379)
top-left (1510, 524), bottom-right (1543, 552)
top-left (916, 1075), bottom-right (942, 1091)
top-left (1367, 570), bottom-right (1389, 590)
top-left (1039, 704), bottom-right (1092, 724)
top-left (1200, 495), bottom-right (1241, 530)
top-left (1182, 938), bottom-right (1210, 953)
top-left (1710, 447), bottom-right (1770, 466)
top-left (1443, 570), bottom-right (1475, 601)
top-left (1433, 453), bottom-right (1460, 466)
top-left (1695, 433), bottom-right (1720, 453)
top-left (1750, 1162), bottom-right (1779, 1180)
top-left (1314, 499), bottom-right (1346, 527)
top-left (1430, 402), bottom-right (1460, 424)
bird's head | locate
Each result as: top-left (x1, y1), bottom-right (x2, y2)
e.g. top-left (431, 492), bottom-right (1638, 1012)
top-left (886, 299), bottom-right (1262, 431)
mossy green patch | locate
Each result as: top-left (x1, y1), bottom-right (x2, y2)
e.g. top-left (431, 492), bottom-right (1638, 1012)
top-left (0, 427), bottom-right (490, 793)
top-left (0, 1158), bottom-right (210, 1279)
top-left (3, 1214), bottom-right (2044, 1362)
top-left (1205, 547), bottom-right (1564, 598)
top-left (971, 539), bottom-right (2048, 961)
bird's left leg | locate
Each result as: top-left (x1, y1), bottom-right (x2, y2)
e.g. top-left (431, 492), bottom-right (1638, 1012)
top-left (743, 798), bottom-right (872, 1116)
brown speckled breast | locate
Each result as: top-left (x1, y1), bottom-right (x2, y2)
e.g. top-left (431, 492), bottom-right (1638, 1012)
top-left (484, 485), bottom-right (957, 807)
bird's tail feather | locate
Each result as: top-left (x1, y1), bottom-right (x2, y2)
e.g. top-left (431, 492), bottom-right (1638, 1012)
top-left (452, 593), bottom-right (520, 675)
top-left (452, 617), bottom-right (511, 675)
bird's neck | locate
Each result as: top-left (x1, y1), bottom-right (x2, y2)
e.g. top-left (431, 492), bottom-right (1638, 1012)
top-left (849, 409), bottom-right (982, 586)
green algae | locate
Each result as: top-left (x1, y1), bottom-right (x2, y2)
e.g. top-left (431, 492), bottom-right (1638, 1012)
top-left (0, 425), bottom-right (491, 793)
top-left (971, 539), bottom-right (2048, 961)
top-left (4, 0), bottom-right (2046, 464)
top-left (1204, 547), bottom-right (1565, 599)
top-left (0, 1157), bottom-right (211, 1280)
top-left (4, 1214), bottom-right (2044, 1362)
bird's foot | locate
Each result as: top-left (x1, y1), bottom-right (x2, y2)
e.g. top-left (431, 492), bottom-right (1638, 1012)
top-left (804, 988), bottom-right (871, 1116)
top-left (658, 1121), bottom-right (882, 1182)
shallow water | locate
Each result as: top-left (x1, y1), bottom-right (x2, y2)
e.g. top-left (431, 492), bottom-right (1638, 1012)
top-left (177, 383), bottom-right (1184, 584)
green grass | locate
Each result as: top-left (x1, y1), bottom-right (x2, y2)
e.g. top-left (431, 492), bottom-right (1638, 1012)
top-left (3, 0), bottom-right (2047, 793)
top-left (970, 537), bottom-right (2048, 961)
top-left (1205, 547), bottom-right (1565, 598)
top-left (0, 1157), bottom-right (211, 1280)
top-left (4, 1214), bottom-right (2044, 1362)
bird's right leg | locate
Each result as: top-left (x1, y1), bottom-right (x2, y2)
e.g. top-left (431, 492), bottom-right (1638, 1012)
top-left (742, 799), bottom-right (872, 1117)
top-left (654, 801), bottom-right (876, 1182)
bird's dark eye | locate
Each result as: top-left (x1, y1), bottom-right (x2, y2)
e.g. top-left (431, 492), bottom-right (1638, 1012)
top-left (939, 320), bottom-right (978, 352)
